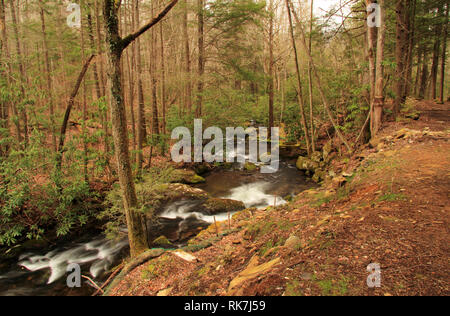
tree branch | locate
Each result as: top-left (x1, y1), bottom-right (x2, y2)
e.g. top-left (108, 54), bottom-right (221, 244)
top-left (121, 0), bottom-right (179, 51)
top-left (56, 54), bottom-right (95, 171)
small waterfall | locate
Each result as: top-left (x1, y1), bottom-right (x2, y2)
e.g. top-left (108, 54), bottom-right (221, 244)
top-left (224, 181), bottom-right (286, 209)
top-left (18, 238), bottom-right (128, 284)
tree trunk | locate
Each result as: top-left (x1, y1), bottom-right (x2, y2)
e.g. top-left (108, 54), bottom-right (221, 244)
top-left (308, 0), bottom-right (315, 152)
top-left (196, 0), bottom-right (204, 118)
top-left (9, 0), bottom-right (28, 147)
top-left (439, 3), bottom-right (448, 104)
top-left (366, 0), bottom-right (377, 104)
top-left (103, 0), bottom-right (147, 258)
top-left (160, 21), bottom-right (166, 136)
top-left (183, 0), bottom-right (192, 112)
top-left (56, 55), bottom-right (95, 173)
top-left (0, 0), bottom-right (9, 155)
top-left (268, 0), bottom-right (274, 141)
top-left (285, 0), bottom-right (311, 155)
top-left (39, 0), bottom-right (56, 152)
top-left (419, 51), bottom-right (429, 99)
top-left (393, 0), bottom-right (410, 115)
top-left (414, 46), bottom-right (422, 97)
top-left (135, 0), bottom-right (147, 172)
top-left (404, 0), bottom-right (416, 97)
top-left (371, 0), bottom-right (385, 136)
top-left (430, 5), bottom-right (443, 100)
top-left (103, 0), bottom-right (178, 257)
top-left (287, 0), bottom-right (351, 152)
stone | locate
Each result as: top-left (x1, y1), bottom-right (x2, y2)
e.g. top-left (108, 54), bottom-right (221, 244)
top-left (331, 176), bottom-right (346, 189)
top-left (296, 156), bottom-right (319, 173)
top-left (312, 169), bottom-right (326, 183)
top-left (244, 162), bottom-right (258, 171)
top-left (322, 140), bottom-right (333, 161)
top-left (153, 235), bottom-right (172, 246)
top-left (199, 198), bottom-right (245, 215)
top-left (170, 169), bottom-right (206, 184)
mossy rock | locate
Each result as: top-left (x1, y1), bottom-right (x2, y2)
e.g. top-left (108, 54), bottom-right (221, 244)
top-left (193, 163), bottom-right (211, 175)
top-left (244, 162), bottom-right (258, 172)
top-left (322, 140), bottom-right (333, 161)
top-left (311, 151), bottom-right (322, 163)
top-left (200, 198), bottom-right (246, 215)
top-left (170, 169), bottom-right (206, 184)
top-left (153, 235), bottom-right (172, 246)
top-left (296, 156), bottom-right (319, 173)
top-left (144, 183), bottom-right (210, 214)
top-left (312, 169), bottom-right (326, 183)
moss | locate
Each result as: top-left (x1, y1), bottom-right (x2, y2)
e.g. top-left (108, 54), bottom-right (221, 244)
top-left (378, 193), bottom-right (407, 202)
top-left (244, 162), bottom-right (258, 171)
top-left (152, 235), bottom-right (172, 246)
top-left (317, 277), bottom-right (349, 296)
top-left (285, 279), bottom-right (303, 296)
top-left (170, 169), bottom-right (206, 184)
top-left (201, 198), bottom-right (245, 215)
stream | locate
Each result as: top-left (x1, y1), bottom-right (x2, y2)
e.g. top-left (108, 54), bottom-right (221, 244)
top-left (0, 158), bottom-right (314, 296)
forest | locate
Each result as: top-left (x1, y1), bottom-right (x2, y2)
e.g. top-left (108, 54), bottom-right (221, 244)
top-left (0, 0), bottom-right (448, 297)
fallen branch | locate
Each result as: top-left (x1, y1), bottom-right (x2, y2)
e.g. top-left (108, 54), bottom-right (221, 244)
top-left (82, 275), bottom-right (104, 294)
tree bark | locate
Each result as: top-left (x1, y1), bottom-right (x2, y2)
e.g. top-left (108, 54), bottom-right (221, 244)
top-left (439, 3), bottom-right (448, 104)
top-left (285, 0), bottom-right (311, 155)
top-left (393, 0), bottom-right (410, 115)
top-left (287, 0), bottom-right (351, 152)
top-left (56, 55), bottom-right (95, 173)
top-left (9, 0), bottom-right (28, 147)
top-left (308, 0), bottom-right (315, 152)
top-left (183, 0), bottom-right (192, 112)
top-left (39, 0), bottom-right (56, 152)
top-left (196, 0), bottom-right (204, 118)
top-left (430, 5), bottom-right (443, 100)
top-left (102, 0), bottom-right (178, 257)
top-left (268, 0), bottom-right (274, 141)
top-left (371, 0), bottom-right (385, 136)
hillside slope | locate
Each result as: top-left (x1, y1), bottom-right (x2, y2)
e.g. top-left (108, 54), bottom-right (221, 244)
top-left (108, 100), bottom-right (449, 296)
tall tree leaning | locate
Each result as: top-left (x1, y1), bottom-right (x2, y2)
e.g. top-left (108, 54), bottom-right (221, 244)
top-left (371, 0), bottom-right (386, 135)
top-left (103, 0), bottom-right (179, 258)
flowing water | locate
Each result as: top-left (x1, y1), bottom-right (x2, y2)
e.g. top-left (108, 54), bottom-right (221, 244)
top-left (0, 158), bottom-right (314, 296)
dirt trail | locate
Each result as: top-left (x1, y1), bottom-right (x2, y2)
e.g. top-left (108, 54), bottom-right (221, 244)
top-left (110, 100), bottom-right (449, 296)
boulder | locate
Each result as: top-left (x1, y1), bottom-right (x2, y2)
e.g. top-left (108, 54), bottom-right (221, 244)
top-left (199, 198), bottom-right (245, 215)
top-left (322, 140), bottom-right (333, 161)
top-left (296, 156), bottom-right (319, 173)
top-left (170, 169), bottom-right (206, 184)
top-left (312, 169), bottom-right (326, 183)
top-left (311, 151), bottom-right (322, 163)
top-left (244, 162), bottom-right (258, 172)
top-left (152, 235), bottom-right (172, 247)
top-left (331, 176), bottom-right (346, 189)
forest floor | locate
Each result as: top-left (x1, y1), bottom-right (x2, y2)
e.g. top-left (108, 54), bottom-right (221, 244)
top-left (109, 100), bottom-right (449, 296)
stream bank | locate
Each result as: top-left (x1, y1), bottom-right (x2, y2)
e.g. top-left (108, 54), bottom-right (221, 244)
top-left (0, 156), bottom-right (314, 296)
